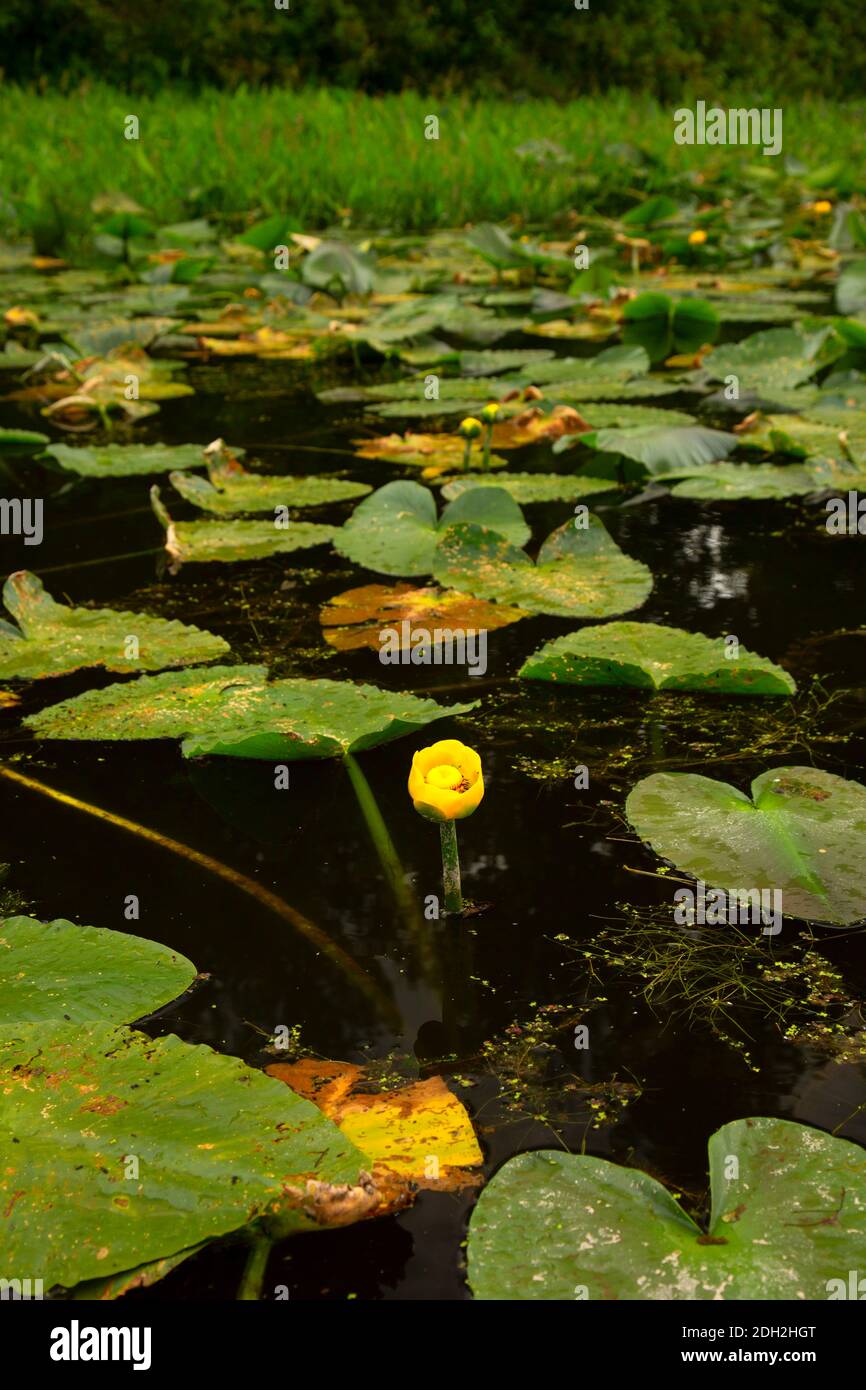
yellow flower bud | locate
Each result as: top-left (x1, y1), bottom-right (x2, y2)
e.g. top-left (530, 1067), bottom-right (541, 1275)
top-left (688, 229), bottom-right (708, 246)
top-left (480, 402), bottom-right (500, 424)
top-left (408, 739), bottom-right (484, 822)
top-left (812, 200), bottom-right (832, 215)
top-left (458, 417), bottom-right (483, 439)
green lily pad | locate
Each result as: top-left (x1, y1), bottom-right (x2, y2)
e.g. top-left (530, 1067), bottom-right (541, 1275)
top-left (579, 425), bottom-right (738, 475)
top-left (657, 455), bottom-right (866, 500)
top-left (519, 622), bottom-right (795, 695)
top-left (433, 516), bottom-right (652, 619)
top-left (168, 450), bottom-right (371, 516)
top-left (24, 665), bottom-right (478, 761)
top-left (467, 1118), bottom-right (866, 1300)
top-left (625, 766), bottom-right (866, 927)
top-left (0, 915), bottom-right (196, 1026)
top-left (0, 1021), bottom-right (366, 1291)
top-left (440, 473), bottom-right (617, 504)
top-left (335, 480), bottom-right (529, 577)
top-left (0, 570), bottom-right (229, 680)
top-left (151, 486), bottom-right (337, 565)
top-left (41, 442), bottom-right (207, 478)
top-left (0, 427), bottom-right (50, 449)
top-left (704, 327), bottom-right (838, 406)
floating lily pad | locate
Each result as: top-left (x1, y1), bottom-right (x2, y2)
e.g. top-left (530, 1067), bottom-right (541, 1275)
top-left (0, 1021), bottom-right (367, 1290)
top-left (320, 582), bottom-right (526, 652)
top-left (352, 431), bottom-right (507, 475)
top-left (0, 570), bottom-right (229, 680)
top-left (25, 665), bottom-right (478, 761)
top-left (519, 622), bottom-right (795, 695)
top-left (440, 472), bottom-right (617, 504)
top-left (625, 766), bottom-right (866, 927)
top-left (151, 486), bottom-right (337, 565)
top-left (334, 480), bottom-right (529, 577)
top-left (467, 1118), bottom-right (866, 1300)
top-left (168, 446), bottom-right (370, 515)
top-left (41, 442), bottom-right (208, 478)
top-left (433, 516), bottom-right (652, 619)
top-left (0, 915), bottom-right (196, 1026)
top-left (578, 424), bottom-right (738, 475)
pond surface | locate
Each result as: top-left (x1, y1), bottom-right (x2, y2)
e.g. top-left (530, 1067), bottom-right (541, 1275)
top-left (2, 327), bottom-right (865, 1300)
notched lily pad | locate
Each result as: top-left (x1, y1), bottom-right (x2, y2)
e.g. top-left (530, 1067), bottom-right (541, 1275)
top-left (519, 622), bottom-right (795, 696)
top-left (24, 665), bottom-right (478, 761)
top-left (334, 480), bottom-right (529, 577)
top-left (625, 766), bottom-right (866, 927)
top-left (433, 515), bottom-right (653, 619)
top-left (468, 1118), bottom-right (866, 1300)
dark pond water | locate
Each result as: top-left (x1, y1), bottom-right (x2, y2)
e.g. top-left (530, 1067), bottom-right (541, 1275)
top-left (1, 334), bottom-right (865, 1300)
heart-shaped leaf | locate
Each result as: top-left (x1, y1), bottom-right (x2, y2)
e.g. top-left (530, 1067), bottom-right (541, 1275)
top-left (519, 622), bottom-right (795, 696)
top-left (625, 766), bottom-right (866, 927)
top-left (0, 570), bottom-right (229, 680)
top-left (335, 480), bottom-right (529, 577)
top-left (580, 425), bottom-right (738, 476)
top-left (0, 915), bottom-right (196, 1026)
top-left (467, 1118), bottom-right (866, 1300)
top-left (433, 516), bottom-right (652, 619)
top-left (24, 665), bottom-right (478, 760)
top-left (0, 1021), bottom-right (367, 1291)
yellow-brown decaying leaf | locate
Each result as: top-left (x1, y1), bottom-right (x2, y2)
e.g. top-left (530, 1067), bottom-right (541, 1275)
top-left (491, 404), bottom-right (590, 447)
top-left (266, 1060), bottom-right (483, 1213)
top-left (320, 582), bottom-right (526, 651)
top-left (0, 689), bottom-right (21, 708)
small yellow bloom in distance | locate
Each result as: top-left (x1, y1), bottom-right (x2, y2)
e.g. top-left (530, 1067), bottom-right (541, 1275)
top-left (687, 229), bottom-right (708, 246)
top-left (480, 402), bottom-right (500, 424)
top-left (812, 200), bottom-right (833, 215)
top-left (409, 740), bottom-right (484, 822)
top-left (458, 417), bottom-right (483, 439)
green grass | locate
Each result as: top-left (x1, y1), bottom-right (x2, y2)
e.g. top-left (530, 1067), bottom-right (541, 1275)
top-left (2, 85), bottom-right (865, 249)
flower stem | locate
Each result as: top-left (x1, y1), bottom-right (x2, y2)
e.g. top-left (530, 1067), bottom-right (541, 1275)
top-left (237, 1233), bottom-right (272, 1301)
top-left (482, 427), bottom-right (492, 470)
top-left (462, 438), bottom-right (472, 470)
top-left (439, 820), bottom-right (463, 914)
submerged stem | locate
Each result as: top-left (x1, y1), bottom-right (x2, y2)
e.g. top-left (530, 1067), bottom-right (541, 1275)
top-left (439, 820), bottom-right (463, 914)
top-left (0, 762), bottom-right (395, 1021)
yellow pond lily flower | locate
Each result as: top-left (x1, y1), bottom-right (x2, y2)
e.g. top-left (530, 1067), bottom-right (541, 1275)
top-left (409, 740), bottom-right (484, 822)
top-left (458, 417), bottom-right (483, 439)
top-left (687, 229), bottom-right (708, 246)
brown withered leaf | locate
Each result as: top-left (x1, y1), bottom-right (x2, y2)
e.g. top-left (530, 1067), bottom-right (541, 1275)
top-left (491, 404), bottom-right (591, 447)
top-left (320, 582), bottom-right (526, 652)
top-left (267, 1059), bottom-right (484, 1214)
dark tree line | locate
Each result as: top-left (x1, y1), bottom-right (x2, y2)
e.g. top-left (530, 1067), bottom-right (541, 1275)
top-left (1, 0), bottom-right (863, 97)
